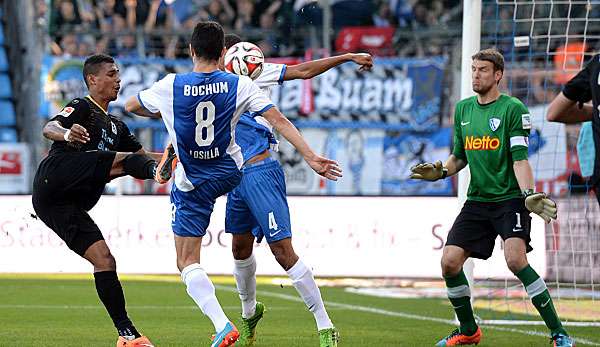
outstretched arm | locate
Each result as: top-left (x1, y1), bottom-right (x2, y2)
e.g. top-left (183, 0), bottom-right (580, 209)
top-left (261, 107), bottom-right (342, 181)
top-left (125, 95), bottom-right (161, 118)
top-left (409, 155), bottom-right (466, 181)
top-left (546, 92), bottom-right (593, 123)
top-left (284, 53), bottom-right (373, 80)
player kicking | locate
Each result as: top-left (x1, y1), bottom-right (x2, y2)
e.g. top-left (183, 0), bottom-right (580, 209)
top-left (125, 22), bottom-right (341, 347)
top-left (410, 49), bottom-right (573, 347)
top-left (32, 54), bottom-right (177, 347)
top-left (220, 34), bottom-right (371, 347)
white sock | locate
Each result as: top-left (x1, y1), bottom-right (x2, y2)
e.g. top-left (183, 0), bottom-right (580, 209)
top-left (181, 263), bottom-right (229, 332)
top-left (233, 254), bottom-right (257, 318)
top-left (286, 259), bottom-right (333, 331)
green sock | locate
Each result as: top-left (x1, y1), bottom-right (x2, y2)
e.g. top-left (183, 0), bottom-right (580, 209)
top-left (445, 269), bottom-right (478, 335)
top-left (515, 265), bottom-right (567, 336)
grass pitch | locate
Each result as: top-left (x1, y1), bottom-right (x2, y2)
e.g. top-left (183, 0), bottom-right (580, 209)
top-left (0, 274), bottom-right (599, 346)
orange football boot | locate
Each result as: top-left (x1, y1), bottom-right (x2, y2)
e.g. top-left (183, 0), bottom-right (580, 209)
top-left (435, 327), bottom-right (482, 346)
top-left (210, 322), bottom-right (240, 347)
top-left (154, 143), bottom-right (177, 184)
top-left (116, 335), bottom-right (155, 347)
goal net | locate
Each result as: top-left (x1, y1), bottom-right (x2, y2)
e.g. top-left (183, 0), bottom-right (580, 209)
top-left (468, 0), bottom-right (600, 327)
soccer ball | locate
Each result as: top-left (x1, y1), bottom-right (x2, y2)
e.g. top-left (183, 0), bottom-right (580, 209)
top-left (224, 42), bottom-right (264, 80)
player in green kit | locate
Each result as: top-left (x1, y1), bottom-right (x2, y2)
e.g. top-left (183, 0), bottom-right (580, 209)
top-left (410, 49), bottom-right (573, 347)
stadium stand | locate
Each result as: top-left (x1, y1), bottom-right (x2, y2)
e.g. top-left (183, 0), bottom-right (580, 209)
top-left (0, 5), bottom-right (16, 142)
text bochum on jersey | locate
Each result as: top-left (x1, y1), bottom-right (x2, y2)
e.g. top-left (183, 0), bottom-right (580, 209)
top-left (137, 70), bottom-right (273, 191)
top-left (183, 81), bottom-right (230, 160)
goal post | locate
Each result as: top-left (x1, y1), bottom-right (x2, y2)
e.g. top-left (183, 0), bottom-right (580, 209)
top-left (459, 0), bottom-right (481, 309)
top-left (459, 0), bottom-right (600, 327)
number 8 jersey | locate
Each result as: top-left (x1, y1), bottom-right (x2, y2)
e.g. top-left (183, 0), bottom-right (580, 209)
top-left (138, 71), bottom-right (274, 191)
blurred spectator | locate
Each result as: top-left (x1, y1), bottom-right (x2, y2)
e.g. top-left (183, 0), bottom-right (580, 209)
top-left (109, 15), bottom-right (140, 57)
top-left (96, 0), bottom-right (119, 32)
top-left (36, 0), bottom-right (49, 27)
top-left (78, 35), bottom-right (97, 56)
top-left (171, 0), bottom-right (209, 27)
top-left (115, 0), bottom-right (151, 29)
top-left (234, 0), bottom-right (255, 31)
top-left (373, 2), bottom-right (394, 27)
top-left (201, 0), bottom-right (235, 28)
top-left (50, 0), bottom-right (82, 39)
top-left (59, 33), bottom-right (80, 57)
top-left (389, 0), bottom-right (414, 27)
top-left (412, 2), bottom-right (428, 28)
top-left (44, 0), bottom-right (463, 58)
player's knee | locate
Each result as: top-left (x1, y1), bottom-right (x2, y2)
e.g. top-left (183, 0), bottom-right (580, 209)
top-left (270, 244), bottom-right (298, 270)
top-left (93, 252), bottom-right (116, 271)
top-left (440, 257), bottom-right (462, 277)
top-left (231, 241), bottom-right (253, 260)
top-left (506, 257), bottom-right (528, 274)
top-left (176, 257), bottom-right (198, 273)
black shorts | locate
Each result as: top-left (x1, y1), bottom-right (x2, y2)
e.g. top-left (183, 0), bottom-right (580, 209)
top-left (32, 151), bottom-right (116, 256)
top-left (446, 198), bottom-right (532, 260)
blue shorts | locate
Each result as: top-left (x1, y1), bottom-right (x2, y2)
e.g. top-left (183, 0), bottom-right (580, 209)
top-left (171, 171), bottom-right (242, 237)
top-left (225, 157), bottom-right (292, 243)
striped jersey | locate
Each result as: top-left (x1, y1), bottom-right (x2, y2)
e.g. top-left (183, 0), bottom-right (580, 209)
top-left (138, 70), bottom-right (274, 191)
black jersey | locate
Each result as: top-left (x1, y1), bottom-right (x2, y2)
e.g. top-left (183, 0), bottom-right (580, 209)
top-left (562, 54), bottom-right (600, 184)
top-left (49, 96), bottom-right (142, 155)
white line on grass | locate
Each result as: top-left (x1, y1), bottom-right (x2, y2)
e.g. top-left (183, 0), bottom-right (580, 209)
top-left (214, 285), bottom-right (600, 346)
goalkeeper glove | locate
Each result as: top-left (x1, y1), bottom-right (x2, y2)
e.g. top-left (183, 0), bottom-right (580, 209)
top-left (523, 190), bottom-right (557, 223)
top-left (410, 160), bottom-right (448, 181)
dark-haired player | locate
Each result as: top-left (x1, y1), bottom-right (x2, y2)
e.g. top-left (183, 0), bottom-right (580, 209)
top-left (547, 53), bottom-right (600, 208)
top-left (32, 54), bottom-right (176, 347)
top-left (410, 49), bottom-right (572, 347)
top-left (125, 22), bottom-right (341, 347)
top-left (221, 33), bottom-right (372, 347)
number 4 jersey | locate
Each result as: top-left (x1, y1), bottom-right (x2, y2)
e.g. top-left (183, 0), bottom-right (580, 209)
top-left (138, 70), bottom-right (274, 191)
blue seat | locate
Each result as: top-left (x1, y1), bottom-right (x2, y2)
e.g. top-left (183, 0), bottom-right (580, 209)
top-left (0, 101), bottom-right (15, 126)
top-left (0, 28), bottom-right (4, 45)
top-left (0, 127), bottom-right (17, 142)
top-left (0, 48), bottom-right (7, 72)
top-left (0, 73), bottom-right (11, 98)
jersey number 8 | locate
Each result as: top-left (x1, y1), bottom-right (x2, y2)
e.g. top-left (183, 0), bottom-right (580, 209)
top-left (195, 101), bottom-right (215, 146)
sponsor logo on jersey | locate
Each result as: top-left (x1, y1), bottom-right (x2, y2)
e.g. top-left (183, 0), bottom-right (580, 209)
top-left (464, 135), bottom-right (500, 150)
top-left (111, 121), bottom-right (117, 134)
top-left (489, 117), bottom-right (501, 131)
top-left (58, 106), bottom-right (75, 117)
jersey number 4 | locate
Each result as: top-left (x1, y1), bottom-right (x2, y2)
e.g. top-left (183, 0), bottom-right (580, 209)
top-left (195, 101), bottom-right (215, 146)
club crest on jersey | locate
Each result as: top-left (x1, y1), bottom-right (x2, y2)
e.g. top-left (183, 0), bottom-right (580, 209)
top-left (489, 117), bottom-right (501, 131)
top-left (58, 107), bottom-right (75, 117)
top-left (111, 121), bottom-right (117, 134)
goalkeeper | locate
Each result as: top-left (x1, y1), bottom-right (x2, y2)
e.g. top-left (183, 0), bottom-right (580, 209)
top-left (411, 49), bottom-right (573, 347)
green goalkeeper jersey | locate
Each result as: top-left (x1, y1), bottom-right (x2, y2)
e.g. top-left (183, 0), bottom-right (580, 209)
top-left (452, 94), bottom-right (531, 202)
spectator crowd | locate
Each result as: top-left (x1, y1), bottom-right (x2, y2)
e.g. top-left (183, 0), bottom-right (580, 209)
top-left (40, 0), bottom-right (461, 59)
